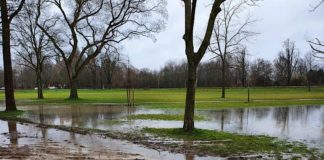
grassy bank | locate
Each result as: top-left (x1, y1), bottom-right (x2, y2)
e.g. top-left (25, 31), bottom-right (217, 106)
top-left (0, 87), bottom-right (323, 109)
top-left (144, 128), bottom-right (322, 158)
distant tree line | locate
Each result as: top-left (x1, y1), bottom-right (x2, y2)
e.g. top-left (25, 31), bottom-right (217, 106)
top-left (0, 38), bottom-right (321, 90)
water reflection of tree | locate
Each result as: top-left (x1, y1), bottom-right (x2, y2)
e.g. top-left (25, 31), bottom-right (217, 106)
top-left (71, 105), bottom-right (82, 127)
top-left (26, 105), bottom-right (134, 130)
top-left (273, 107), bottom-right (290, 134)
top-left (8, 121), bottom-right (18, 146)
top-left (185, 153), bottom-right (194, 160)
top-left (38, 105), bottom-right (48, 145)
top-left (235, 109), bottom-right (244, 131)
top-left (1, 121), bottom-right (33, 159)
top-left (221, 110), bottom-right (225, 131)
top-left (184, 141), bottom-right (194, 160)
top-left (252, 108), bottom-right (270, 120)
top-left (322, 109), bottom-right (324, 139)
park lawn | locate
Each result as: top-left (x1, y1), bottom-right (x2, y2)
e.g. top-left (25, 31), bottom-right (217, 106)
top-left (0, 86), bottom-right (323, 109)
top-left (143, 128), bottom-right (322, 158)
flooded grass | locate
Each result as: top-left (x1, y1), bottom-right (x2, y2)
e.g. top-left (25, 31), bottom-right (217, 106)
top-left (127, 114), bottom-right (206, 121)
top-left (0, 110), bottom-right (323, 159)
top-left (143, 128), bottom-right (321, 158)
top-left (99, 120), bottom-right (127, 125)
top-left (144, 100), bottom-right (324, 109)
top-left (0, 110), bottom-right (25, 118)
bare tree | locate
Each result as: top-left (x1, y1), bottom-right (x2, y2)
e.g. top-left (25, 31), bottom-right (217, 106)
top-left (86, 47), bottom-right (99, 89)
top-left (0, 0), bottom-right (25, 111)
top-left (309, 1), bottom-right (324, 55)
top-left (310, 0), bottom-right (324, 11)
top-left (305, 52), bottom-right (316, 91)
top-left (100, 46), bottom-right (121, 89)
top-left (249, 58), bottom-right (273, 86)
top-left (274, 39), bottom-right (299, 86)
top-left (182, 0), bottom-right (225, 131)
top-left (208, 0), bottom-right (256, 98)
top-left (13, 1), bottom-right (53, 99)
top-left (309, 38), bottom-right (324, 58)
top-left (36, 0), bottom-right (166, 99)
top-left (235, 47), bottom-right (248, 87)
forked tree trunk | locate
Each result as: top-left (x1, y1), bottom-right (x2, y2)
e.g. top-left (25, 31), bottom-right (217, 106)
top-left (69, 78), bottom-right (78, 100)
top-left (1, 1), bottom-right (17, 111)
top-left (36, 70), bottom-right (44, 99)
top-left (183, 62), bottom-right (197, 131)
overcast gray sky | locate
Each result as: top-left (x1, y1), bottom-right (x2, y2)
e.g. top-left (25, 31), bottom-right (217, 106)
top-left (1, 0), bottom-right (324, 70)
top-left (122, 0), bottom-right (324, 70)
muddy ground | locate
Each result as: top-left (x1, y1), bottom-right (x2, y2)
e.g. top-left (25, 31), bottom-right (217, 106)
top-left (0, 121), bottom-right (143, 160)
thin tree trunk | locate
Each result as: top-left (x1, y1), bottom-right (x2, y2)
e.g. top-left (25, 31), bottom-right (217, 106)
top-left (91, 68), bottom-right (97, 89)
top-left (1, 1), bottom-right (17, 111)
top-left (221, 60), bottom-right (226, 98)
top-left (36, 71), bottom-right (44, 99)
top-left (69, 78), bottom-right (78, 99)
top-left (308, 77), bottom-right (311, 92)
top-left (242, 62), bottom-right (246, 87)
top-left (107, 77), bottom-right (112, 89)
top-left (183, 62), bottom-right (197, 132)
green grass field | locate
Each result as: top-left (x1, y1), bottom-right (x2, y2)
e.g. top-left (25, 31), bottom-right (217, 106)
top-left (143, 128), bottom-right (321, 158)
top-left (1, 86), bottom-right (324, 109)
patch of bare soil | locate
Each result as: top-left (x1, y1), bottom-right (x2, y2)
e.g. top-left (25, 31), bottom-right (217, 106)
top-left (0, 121), bottom-right (143, 160)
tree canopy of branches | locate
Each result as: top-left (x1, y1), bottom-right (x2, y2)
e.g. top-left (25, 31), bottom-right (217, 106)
top-left (305, 51), bottom-right (317, 91)
top-left (235, 47), bottom-right (248, 87)
top-left (309, 1), bottom-right (324, 57)
top-left (0, 0), bottom-right (25, 111)
top-left (209, 0), bottom-right (256, 98)
top-left (13, 0), bottom-right (53, 99)
top-left (250, 58), bottom-right (273, 86)
top-left (274, 39), bottom-right (299, 86)
top-left (309, 38), bottom-right (324, 58)
top-left (100, 46), bottom-right (122, 89)
top-left (36, 0), bottom-right (167, 99)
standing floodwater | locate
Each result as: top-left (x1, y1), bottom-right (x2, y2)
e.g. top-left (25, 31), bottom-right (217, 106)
top-left (11, 105), bottom-right (324, 149)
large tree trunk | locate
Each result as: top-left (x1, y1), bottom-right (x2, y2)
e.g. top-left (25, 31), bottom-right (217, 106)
top-left (1, 1), bottom-right (17, 111)
top-left (183, 62), bottom-right (197, 132)
top-left (221, 60), bottom-right (226, 98)
top-left (69, 78), bottom-right (78, 100)
top-left (36, 70), bottom-right (44, 99)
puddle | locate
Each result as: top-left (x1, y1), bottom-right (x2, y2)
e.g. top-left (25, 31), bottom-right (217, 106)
top-left (0, 120), bottom-right (220, 160)
top-left (1, 105), bottom-right (323, 150)
top-left (0, 120), bottom-right (142, 159)
top-left (0, 105), bottom-right (324, 159)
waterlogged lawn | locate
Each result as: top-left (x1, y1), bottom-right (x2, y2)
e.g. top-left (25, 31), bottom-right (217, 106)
top-left (0, 110), bottom-right (25, 118)
top-left (1, 87), bottom-right (324, 109)
top-left (127, 114), bottom-right (206, 121)
top-left (143, 128), bottom-right (322, 158)
top-left (98, 120), bottom-right (127, 125)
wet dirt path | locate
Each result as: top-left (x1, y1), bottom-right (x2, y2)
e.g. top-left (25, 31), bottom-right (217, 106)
top-left (0, 120), bottom-right (142, 160)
